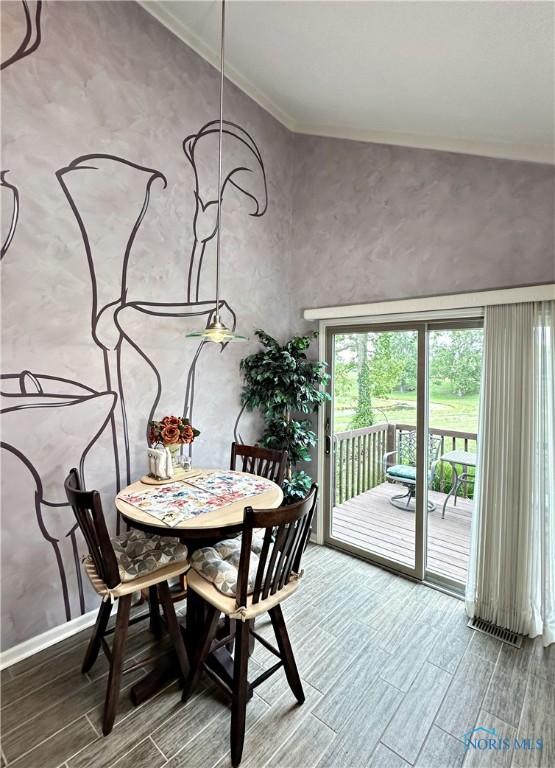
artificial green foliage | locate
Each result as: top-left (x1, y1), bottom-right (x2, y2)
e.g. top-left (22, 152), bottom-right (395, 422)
top-left (282, 470), bottom-right (313, 503)
top-left (240, 329), bottom-right (330, 503)
top-left (240, 330), bottom-right (329, 416)
top-left (261, 416), bottom-right (317, 465)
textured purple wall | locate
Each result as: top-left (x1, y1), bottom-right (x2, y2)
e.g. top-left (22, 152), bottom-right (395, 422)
top-left (1, 0), bottom-right (553, 650)
top-left (0, 0), bottom-right (294, 648)
top-left (291, 134), bottom-right (554, 319)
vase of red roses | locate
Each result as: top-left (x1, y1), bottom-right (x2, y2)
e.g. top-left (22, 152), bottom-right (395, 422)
top-left (148, 415), bottom-right (200, 468)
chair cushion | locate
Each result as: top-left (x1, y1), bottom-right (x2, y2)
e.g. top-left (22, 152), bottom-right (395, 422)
top-left (187, 567), bottom-right (300, 620)
top-left (190, 535), bottom-right (264, 598)
top-left (387, 464), bottom-right (417, 482)
top-left (112, 529), bottom-right (189, 583)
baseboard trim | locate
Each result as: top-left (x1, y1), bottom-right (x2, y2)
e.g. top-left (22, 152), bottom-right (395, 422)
top-left (0, 605), bottom-right (116, 671)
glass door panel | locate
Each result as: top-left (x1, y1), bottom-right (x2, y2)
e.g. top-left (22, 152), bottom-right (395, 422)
top-left (425, 326), bottom-right (484, 589)
top-left (326, 327), bottom-right (421, 576)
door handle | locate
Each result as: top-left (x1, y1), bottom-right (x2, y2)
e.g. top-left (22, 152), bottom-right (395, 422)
top-left (325, 418), bottom-right (331, 455)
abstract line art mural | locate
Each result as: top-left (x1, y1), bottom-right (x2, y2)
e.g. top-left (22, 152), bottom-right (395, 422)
top-left (0, 120), bottom-right (268, 621)
top-left (0, 372), bottom-right (116, 620)
top-left (185, 120), bottom-right (268, 303)
top-left (56, 154), bottom-right (168, 502)
top-left (56, 123), bottom-right (267, 499)
top-left (114, 299), bottom-right (237, 445)
top-left (115, 119), bottom-right (267, 440)
top-left (1, 0), bottom-right (42, 71)
top-left (0, 171), bottom-right (19, 260)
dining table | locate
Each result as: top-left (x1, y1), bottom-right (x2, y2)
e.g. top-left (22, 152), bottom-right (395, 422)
top-left (115, 467), bottom-right (283, 706)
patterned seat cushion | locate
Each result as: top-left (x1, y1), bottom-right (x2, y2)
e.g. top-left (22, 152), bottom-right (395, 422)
top-left (112, 529), bottom-right (189, 583)
top-left (190, 534), bottom-right (264, 598)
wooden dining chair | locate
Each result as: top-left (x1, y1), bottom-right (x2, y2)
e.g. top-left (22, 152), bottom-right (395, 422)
top-left (64, 468), bottom-right (190, 735)
top-left (183, 484), bottom-right (317, 766)
top-left (230, 442), bottom-right (288, 486)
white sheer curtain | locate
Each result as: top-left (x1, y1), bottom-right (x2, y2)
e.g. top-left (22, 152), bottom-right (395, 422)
top-left (466, 300), bottom-right (555, 646)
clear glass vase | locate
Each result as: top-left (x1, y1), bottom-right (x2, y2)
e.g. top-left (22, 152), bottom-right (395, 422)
top-left (166, 443), bottom-right (181, 468)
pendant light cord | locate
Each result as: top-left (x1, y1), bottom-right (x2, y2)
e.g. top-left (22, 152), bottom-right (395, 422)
top-left (215, 0), bottom-right (225, 322)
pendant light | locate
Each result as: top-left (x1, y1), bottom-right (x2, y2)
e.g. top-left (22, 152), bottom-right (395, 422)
top-left (186, 0), bottom-right (248, 344)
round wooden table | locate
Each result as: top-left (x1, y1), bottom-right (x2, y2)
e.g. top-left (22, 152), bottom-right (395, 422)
top-left (116, 468), bottom-right (283, 541)
top-left (115, 468), bottom-right (283, 705)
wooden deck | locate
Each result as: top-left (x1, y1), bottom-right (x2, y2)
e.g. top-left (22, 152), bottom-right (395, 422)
top-left (331, 482), bottom-right (472, 584)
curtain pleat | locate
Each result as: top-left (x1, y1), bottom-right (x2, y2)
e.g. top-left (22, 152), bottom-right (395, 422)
top-left (466, 300), bottom-right (555, 646)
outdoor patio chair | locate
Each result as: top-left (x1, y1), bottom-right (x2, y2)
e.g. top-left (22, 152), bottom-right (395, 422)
top-left (383, 429), bottom-right (442, 511)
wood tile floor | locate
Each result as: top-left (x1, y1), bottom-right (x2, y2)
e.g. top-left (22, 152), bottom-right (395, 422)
top-left (1, 545), bottom-right (554, 768)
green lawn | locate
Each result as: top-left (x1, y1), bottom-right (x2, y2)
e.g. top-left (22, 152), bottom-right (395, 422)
top-left (334, 383), bottom-right (479, 499)
top-left (334, 383), bottom-right (480, 435)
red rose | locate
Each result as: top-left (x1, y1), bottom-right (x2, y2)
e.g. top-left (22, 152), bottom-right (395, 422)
top-left (161, 425), bottom-right (180, 444)
top-left (161, 416), bottom-right (180, 426)
top-left (182, 424), bottom-right (195, 444)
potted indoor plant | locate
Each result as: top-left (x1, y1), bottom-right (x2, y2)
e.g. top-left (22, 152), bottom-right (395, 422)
top-left (240, 330), bottom-right (330, 502)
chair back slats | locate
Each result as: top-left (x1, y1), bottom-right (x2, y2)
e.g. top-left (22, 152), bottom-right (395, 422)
top-left (64, 468), bottom-right (120, 589)
top-left (235, 523), bottom-right (253, 608)
top-left (279, 518), bottom-right (308, 591)
top-left (260, 524), bottom-right (289, 601)
top-left (230, 442), bottom-right (288, 486)
top-left (237, 484), bottom-right (318, 608)
top-left (292, 512), bottom-right (313, 575)
top-left (251, 528), bottom-right (272, 602)
top-left (270, 521), bottom-right (298, 597)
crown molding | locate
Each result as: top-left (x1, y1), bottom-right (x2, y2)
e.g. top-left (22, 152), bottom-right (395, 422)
top-left (138, 0), bottom-right (297, 131)
top-left (139, 1), bottom-right (554, 165)
top-left (294, 124), bottom-right (554, 164)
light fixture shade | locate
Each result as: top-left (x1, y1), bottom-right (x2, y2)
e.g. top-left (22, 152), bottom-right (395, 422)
top-left (185, 318), bottom-right (249, 343)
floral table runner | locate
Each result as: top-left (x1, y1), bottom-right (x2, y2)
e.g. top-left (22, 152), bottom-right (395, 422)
top-left (118, 471), bottom-right (275, 527)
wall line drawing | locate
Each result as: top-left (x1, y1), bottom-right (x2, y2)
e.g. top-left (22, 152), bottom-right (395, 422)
top-left (114, 299), bottom-right (237, 446)
top-left (1, 0), bottom-right (43, 71)
top-left (1, 120), bottom-right (268, 621)
top-left (56, 154), bottom-right (168, 499)
top-left (0, 372), bottom-right (116, 620)
top-left (56, 126), bottom-right (267, 501)
top-left (0, 171), bottom-right (19, 260)
top-left (184, 120), bottom-right (267, 303)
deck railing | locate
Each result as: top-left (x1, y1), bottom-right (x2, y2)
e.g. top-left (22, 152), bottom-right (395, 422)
top-left (334, 423), bottom-right (391, 505)
top-left (333, 423), bottom-right (478, 506)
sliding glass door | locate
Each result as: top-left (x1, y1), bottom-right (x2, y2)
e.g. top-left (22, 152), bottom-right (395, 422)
top-left (325, 324), bottom-right (426, 579)
top-left (425, 324), bottom-right (483, 589)
top-left (324, 318), bottom-right (483, 590)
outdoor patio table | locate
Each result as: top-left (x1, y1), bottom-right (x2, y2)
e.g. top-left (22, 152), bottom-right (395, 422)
top-left (440, 450), bottom-right (477, 518)
top-left (115, 468), bottom-right (283, 705)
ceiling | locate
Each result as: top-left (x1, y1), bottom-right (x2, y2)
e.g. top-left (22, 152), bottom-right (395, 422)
top-left (141, 1), bottom-right (555, 163)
